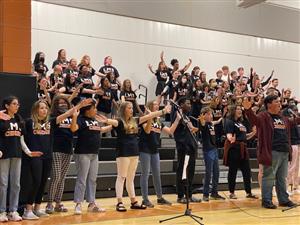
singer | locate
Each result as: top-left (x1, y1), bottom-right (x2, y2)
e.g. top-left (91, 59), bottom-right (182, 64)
top-left (171, 97), bottom-right (201, 203)
top-left (243, 95), bottom-right (300, 209)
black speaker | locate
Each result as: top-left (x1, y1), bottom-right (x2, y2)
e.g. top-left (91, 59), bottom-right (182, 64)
top-left (0, 72), bottom-right (37, 119)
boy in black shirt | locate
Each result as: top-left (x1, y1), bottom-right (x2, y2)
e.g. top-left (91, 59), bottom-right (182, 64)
top-left (199, 107), bottom-right (225, 201)
top-left (171, 97), bottom-right (201, 203)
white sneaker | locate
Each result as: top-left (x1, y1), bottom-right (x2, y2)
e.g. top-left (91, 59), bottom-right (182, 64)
top-left (33, 209), bottom-right (49, 217)
top-left (8, 211), bottom-right (22, 221)
top-left (74, 203), bottom-right (82, 215)
top-left (0, 212), bottom-right (8, 222)
top-left (87, 202), bottom-right (106, 213)
top-left (22, 210), bottom-right (39, 220)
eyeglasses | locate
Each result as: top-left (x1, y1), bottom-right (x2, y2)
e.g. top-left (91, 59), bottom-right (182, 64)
top-left (11, 103), bottom-right (20, 106)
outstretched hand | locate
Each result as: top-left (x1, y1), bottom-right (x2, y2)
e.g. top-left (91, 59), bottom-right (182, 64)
top-left (79, 98), bottom-right (93, 108)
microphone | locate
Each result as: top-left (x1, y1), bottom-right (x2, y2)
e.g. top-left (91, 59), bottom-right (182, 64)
top-left (288, 108), bottom-right (298, 117)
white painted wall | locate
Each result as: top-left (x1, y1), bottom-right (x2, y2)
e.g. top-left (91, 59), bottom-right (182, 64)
top-left (32, 1), bottom-right (300, 103)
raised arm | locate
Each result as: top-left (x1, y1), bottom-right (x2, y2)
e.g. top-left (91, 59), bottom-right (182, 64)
top-left (182, 58), bottom-right (192, 72)
top-left (56, 98), bottom-right (93, 124)
top-left (139, 104), bottom-right (171, 125)
top-left (242, 98), bottom-right (259, 126)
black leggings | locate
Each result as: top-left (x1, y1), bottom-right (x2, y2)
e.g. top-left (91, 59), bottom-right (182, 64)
top-left (19, 157), bottom-right (52, 205)
top-left (227, 146), bottom-right (252, 194)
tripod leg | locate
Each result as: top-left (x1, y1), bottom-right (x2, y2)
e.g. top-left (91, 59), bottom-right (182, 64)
top-left (159, 214), bottom-right (185, 223)
top-left (191, 214), bottom-right (203, 220)
top-left (190, 215), bottom-right (204, 225)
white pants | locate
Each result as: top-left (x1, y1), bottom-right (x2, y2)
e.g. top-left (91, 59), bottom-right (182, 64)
top-left (115, 156), bottom-right (138, 199)
top-left (287, 145), bottom-right (300, 189)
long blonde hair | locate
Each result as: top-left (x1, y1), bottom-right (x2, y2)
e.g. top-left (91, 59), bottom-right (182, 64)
top-left (31, 100), bottom-right (49, 130)
top-left (118, 101), bottom-right (138, 133)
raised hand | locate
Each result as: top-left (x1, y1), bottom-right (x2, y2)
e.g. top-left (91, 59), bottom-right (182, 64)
top-left (0, 110), bottom-right (10, 120)
top-left (163, 104), bottom-right (172, 114)
top-left (242, 97), bottom-right (252, 110)
top-left (79, 98), bottom-right (93, 108)
top-left (95, 114), bottom-right (108, 123)
top-left (73, 109), bottom-right (80, 118)
top-left (198, 113), bottom-right (206, 125)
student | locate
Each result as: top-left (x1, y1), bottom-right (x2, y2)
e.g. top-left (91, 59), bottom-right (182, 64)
top-left (223, 104), bottom-right (257, 199)
top-left (171, 97), bottom-right (201, 203)
top-left (120, 79), bottom-right (143, 116)
top-left (173, 74), bottom-right (193, 102)
top-left (45, 96), bottom-right (92, 214)
top-left (99, 56), bottom-right (120, 79)
top-left (52, 49), bottom-right (68, 72)
top-left (108, 101), bottom-right (171, 212)
top-left (0, 96), bottom-right (24, 222)
top-left (20, 100), bottom-right (51, 220)
top-left (139, 100), bottom-right (179, 207)
top-left (33, 52), bottom-right (48, 78)
top-left (147, 61), bottom-right (170, 97)
top-left (198, 107), bottom-right (224, 202)
top-left (73, 100), bottom-right (113, 215)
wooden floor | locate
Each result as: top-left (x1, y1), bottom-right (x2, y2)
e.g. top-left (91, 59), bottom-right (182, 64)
top-left (8, 189), bottom-right (300, 225)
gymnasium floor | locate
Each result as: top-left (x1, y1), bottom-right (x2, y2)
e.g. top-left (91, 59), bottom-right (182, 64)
top-left (7, 189), bottom-right (300, 225)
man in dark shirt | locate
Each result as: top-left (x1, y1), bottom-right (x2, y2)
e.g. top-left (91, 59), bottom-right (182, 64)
top-left (244, 95), bottom-right (299, 209)
top-left (171, 97), bottom-right (201, 203)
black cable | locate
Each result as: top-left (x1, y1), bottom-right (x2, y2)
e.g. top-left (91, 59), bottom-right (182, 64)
top-left (221, 191), bottom-right (300, 219)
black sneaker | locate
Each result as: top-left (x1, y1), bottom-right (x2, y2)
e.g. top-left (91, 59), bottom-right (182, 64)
top-left (202, 195), bottom-right (209, 202)
top-left (210, 193), bottom-right (225, 200)
top-left (262, 202), bottom-right (277, 209)
top-left (279, 201), bottom-right (297, 207)
top-left (157, 197), bottom-right (172, 205)
top-left (177, 197), bottom-right (187, 204)
top-left (142, 200), bottom-right (154, 208)
top-left (246, 193), bottom-right (258, 199)
top-left (189, 196), bottom-right (201, 203)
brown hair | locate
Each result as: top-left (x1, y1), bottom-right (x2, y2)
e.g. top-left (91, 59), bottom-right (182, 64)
top-left (118, 101), bottom-right (138, 133)
top-left (50, 95), bottom-right (71, 116)
top-left (31, 100), bottom-right (49, 129)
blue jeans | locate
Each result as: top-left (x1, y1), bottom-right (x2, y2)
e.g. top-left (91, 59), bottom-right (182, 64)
top-left (262, 151), bottom-right (289, 204)
top-left (203, 148), bottom-right (219, 196)
top-left (139, 152), bottom-right (163, 201)
top-left (0, 158), bottom-right (21, 212)
top-left (74, 154), bottom-right (99, 203)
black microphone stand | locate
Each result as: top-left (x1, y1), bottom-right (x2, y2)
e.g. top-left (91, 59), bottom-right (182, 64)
top-left (159, 102), bottom-right (204, 225)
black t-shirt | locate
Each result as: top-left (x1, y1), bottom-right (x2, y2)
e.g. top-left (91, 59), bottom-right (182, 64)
top-left (23, 119), bottom-right (52, 159)
top-left (74, 116), bottom-right (101, 154)
top-left (50, 73), bottom-right (64, 88)
top-left (0, 117), bottom-right (23, 159)
top-left (50, 116), bottom-right (74, 154)
top-left (96, 88), bottom-right (113, 113)
top-left (52, 59), bottom-right (68, 70)
top-left (174, 83), bottom-right (192, 100)
top-left (120, 90), bottom-right (136, 103)
top-left (65, 68), bottom-right (79, 78)
top-left (224, 119), bottom-right (247, 142)
top-left (216, 78), bottom-right (223, 86)
top-left (212, 108), bottom-right (223, 120)
top-left (166, 79), bottom-right (178, 99)
top-left (200, 122), bottom-right (216, 151)
top-left (155, 70), bottom-right (169, 82)
top-left (76, 75), bottom-right (94, 98)
top-left (34, 63), bottom-right (48, 76)
top-left (270, 114), bottom-right (289, 152)
top-left (110, 81), bottom-right (120, 101)
top-left (99, 65), bottom-right (120, 78)
top-left (115, 118), bottom-right (139, 157)
top-left (172, 113), bottom-right (194, 145)
top-left (139, 118), bottom-right (164, 154)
